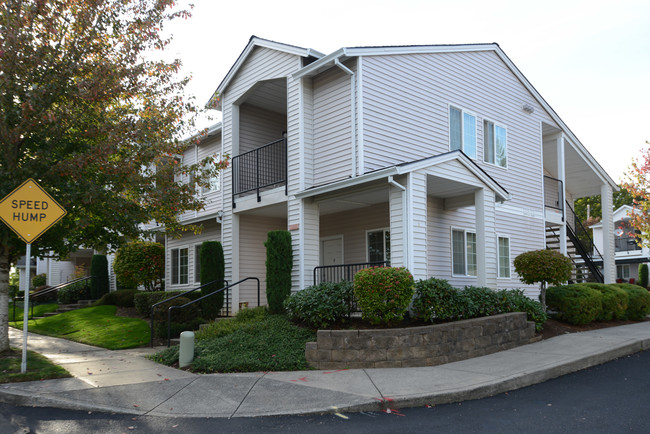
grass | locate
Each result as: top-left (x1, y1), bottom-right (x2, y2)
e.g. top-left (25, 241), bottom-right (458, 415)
top-left (8, 302), bottom-right (58, 322)
top-left (150, 307), bottom-right (316, 373)
top-left (13, 305), bottom-right (150, 350)
top-left (0, 347), bottom-right (71, 383)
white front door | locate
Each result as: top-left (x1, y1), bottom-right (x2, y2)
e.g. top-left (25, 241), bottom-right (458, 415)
top-left (321, 237), bottom-right (343, 266)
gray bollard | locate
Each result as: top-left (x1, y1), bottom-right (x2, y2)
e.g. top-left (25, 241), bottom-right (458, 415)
top-left (179, 331), bottom-right (195, 368)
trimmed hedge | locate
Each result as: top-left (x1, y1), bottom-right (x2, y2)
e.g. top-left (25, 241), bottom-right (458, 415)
top-left (412, 278), bottom-right (464, 322)
top-left (354, 267), bottom-right (414, 325)
top-left (200, 241), bottom-right (225, 319)
top-left (581, 283), bottom-right (628, 321)
top-left (284, 281), bottom-right (355, 328)
top-left (265, 230), bottom-right (293, 314)
top-left (546, 284), bottom-right (602, 325)
top-left (638, 264), bottom-right (649, 288)
top-left (152, 296), bottom-right (203, 339)
top-left (614, 283), bottom-right (650, 320)
top-left (57, 281), bottom-right (90, 304)
top-left (93, 289), bottom-right (138, 308)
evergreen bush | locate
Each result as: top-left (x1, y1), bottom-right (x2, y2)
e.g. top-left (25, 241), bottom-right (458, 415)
top-left (546, 284), bottom-right (602, 325)
top-left (581, 283), bottom-right (628, 321)
top-left (462, 286), bottom-right (501, 318)
top-left (94, 289), bottom-right (138, 307)
top-left (90, 254), bottom-right (110, 299)
top-left (284, 281), bottom-right (355, 328)
top-left (412, 277), bottom-right (465, 322)
top-left (57, 281), bottom-right (90, 304)
top-left (32, 273), bottom-right (47, 288)
top-left (496, 289), bottom-right (547, 332)
top-left (200, 241), bottom-right (225, 319)
top-left (638, 264), bottom-right (649, 288)
top-left (264, 230), bottom-right (293, 314)
top-left (134, 291), bottom-right (202, 317)
top-left (354, 266), bottom-right (414, 325)
top-left (614, 283), bottom-right (650, 320)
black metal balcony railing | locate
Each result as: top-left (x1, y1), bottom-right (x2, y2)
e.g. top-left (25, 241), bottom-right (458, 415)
top-left (232, 138), bottom-right (287, 207)
top-left (313, 261), bottom-right (389, 286)
top-left (615, 237), bottom-right (642, 253)
top-left (544, 175), bottom-right (564, 218)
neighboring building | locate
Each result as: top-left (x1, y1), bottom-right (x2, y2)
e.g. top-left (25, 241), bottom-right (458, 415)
top-left (592, 205), bottom-right (649, 284)
top-left (166, 36), bottom-right (618, 313)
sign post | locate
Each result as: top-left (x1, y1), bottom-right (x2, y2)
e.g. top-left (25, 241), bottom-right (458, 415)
top-left (0, 179), bottom-right (66, 373)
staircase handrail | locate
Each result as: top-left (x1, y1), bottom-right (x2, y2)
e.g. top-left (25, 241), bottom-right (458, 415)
top-left (149, 279), bottom-right (228, 347)
top-left (166, 277), bottom-right (260, 347)
top-left (565, 201), bottom-right (604, 261)
top-left (12, 276), bottom-right (94, 321)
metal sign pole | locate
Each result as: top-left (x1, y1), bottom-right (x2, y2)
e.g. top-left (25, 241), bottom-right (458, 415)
top-left (21, 242), bottom-right (31, 373)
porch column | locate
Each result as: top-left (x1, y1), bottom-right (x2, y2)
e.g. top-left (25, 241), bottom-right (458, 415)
top-left (409, 172), bottom-right (428, 280)
top-left (475, 188), bottom-right (497, 288)
top-left (388, 176), bottom-right (407, 268)
top-left (557, 135), bottom-right (568, 255)
top-left (290, 198), bottom-right (320, 291)
top-left (601, 183), bottom-right (616, 283)
top-left (229, 213), bottom-right (240, 313)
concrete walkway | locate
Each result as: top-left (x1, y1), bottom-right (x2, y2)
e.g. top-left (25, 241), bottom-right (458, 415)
top-left (1, 323), bottom-right (650, 418)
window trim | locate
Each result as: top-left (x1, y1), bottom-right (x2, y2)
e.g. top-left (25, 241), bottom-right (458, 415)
top-left (497, 235), bottom-right (511, 279)
top-left (617, 264), bottom-right (630, 280)
top-left (451, 227), bottom-right (477, 277)
top-left (170, 247), bottom-right (189, 286)
top-left (483, 118), bottom-right (508, 169)
top-left (365, 227), bottom-right (391, 263)
top-left (448, 105), bottom-right (478, 159)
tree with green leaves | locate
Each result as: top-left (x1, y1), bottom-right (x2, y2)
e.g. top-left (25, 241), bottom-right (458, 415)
top-left (113, 242), bottom-right (164, 292)
top-left (513, 249), bottom-right (573, 311)
top-left (0, 0), bottom-right (228, 352)
top-left (621, 142), bottom-right (650, 247)
top-left (573, 187), bottom-right (635, 225)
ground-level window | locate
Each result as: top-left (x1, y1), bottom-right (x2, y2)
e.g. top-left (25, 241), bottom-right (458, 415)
top-left (498, 236), bottom-right (511, 278)
top-left (367, 229), bottom-right (390, 263)
top-left (617, 264), bottom-right (630, 280)
top-left (452, 229), bottom-right (476, 276)
top-left (171, 247), bottom-right (188, 285)
top-left (194, 244), bottom-right (201, 283)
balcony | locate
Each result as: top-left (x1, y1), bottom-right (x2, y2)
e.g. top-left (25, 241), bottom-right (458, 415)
top-left (232, 138), bottom-right (287, 208)
top-left (615, 236), bottom-right (642, 253)
top-left (543, 175), bottom-right (564, 220)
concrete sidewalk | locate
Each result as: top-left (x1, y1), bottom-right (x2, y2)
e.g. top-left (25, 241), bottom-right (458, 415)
top-left (1, 323), bottom-right (649, 418)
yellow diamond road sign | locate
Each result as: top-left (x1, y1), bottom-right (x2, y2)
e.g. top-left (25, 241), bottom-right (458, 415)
top-left (0, 178), bottom-right (67, 244)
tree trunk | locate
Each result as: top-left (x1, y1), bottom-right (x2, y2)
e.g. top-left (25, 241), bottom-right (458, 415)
top-left (540, 282), bottom-right (547, 312)
top-left (0, 243), bottom-right (10, 353)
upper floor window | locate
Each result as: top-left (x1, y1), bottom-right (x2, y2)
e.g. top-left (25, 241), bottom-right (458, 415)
top-left (201, 155), bottom-right (221, 194)
top-left (484, 120), bottom-right (507, 168)
top-left (452, 229), bottom-right (476, 276)
top-left (449, 106), bottom-right (477, 159)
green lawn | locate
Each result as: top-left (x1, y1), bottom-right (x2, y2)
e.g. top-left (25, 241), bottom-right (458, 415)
top-left (14, 305), bottom-right (150, 350)
top-left (150, 307), bottom-right (316, 373)
top-left (0, 347), bottom-right (71, 383)
top-left (8, 302), bottom-right (58, 322)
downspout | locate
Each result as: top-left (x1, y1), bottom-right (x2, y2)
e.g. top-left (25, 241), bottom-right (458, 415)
top-left (334, 58), bottom-right (357, 177)
top-left (388, 176), bottom-right (408, 270)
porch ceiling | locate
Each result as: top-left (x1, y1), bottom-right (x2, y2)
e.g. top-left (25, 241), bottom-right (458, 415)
top-left (426, 175), bottom-right (479, 198)
top-left (317, 183), bottom-right (388, 216)
top-left (243, 79), bottom-right (287, 114)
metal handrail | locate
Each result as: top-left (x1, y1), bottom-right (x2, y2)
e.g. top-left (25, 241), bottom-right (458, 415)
top-left (313, 261), bottom-right (389, 285)
top-left (166, 277), bottom-right (260, 347)
top-left (12, 276), bottom-right (94, 322)
top-left (149, 279), bottom-right (228, 347)
top-left (232, 138), bottom-right (287, 207)
top-left (543, 175), bottom-right (564, 220)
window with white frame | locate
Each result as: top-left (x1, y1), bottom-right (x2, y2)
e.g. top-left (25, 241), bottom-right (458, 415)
top-left (449, 106), bottom-right (477, 158)
top-left (452, 229), bottom-right (477, 276)
top-left (498, 236), bottom-right (511, 278)
top-left (201, 156), bottom-right (221, 194)
top-left (194, 244), bottom-right (201, 283)
top-left (171, 247), bottom-right (188, 285)
top-left (617, 264), bottom-right (630, 280)
top-left (484, 120), bottom-right (507, 167)
top-left (367, 229), bottom-right (390, 263)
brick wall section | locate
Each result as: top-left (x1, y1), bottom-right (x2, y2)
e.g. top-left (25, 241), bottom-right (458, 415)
top-left (305, 312), bottom-right (537, 369)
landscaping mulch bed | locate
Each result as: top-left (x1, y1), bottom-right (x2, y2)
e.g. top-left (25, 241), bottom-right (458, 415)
top-left (540, 317), bottom-right (650, 340)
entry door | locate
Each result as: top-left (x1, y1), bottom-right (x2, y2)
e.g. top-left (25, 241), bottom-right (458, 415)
top-left (321, 237), bottom-right (343, 266)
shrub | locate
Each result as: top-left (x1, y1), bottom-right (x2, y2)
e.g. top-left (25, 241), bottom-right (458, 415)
top-left (113, 241), bottom-right (164, 291)
top-left (152, 296), bottom-right (202, 338)
top-left (31, 285), bottom-right (57, 303)
top-left (154, 318), bottom-right (205, 339)
top-left (134, 290), bottom-right (202, 317)
top-left (514, 249), bottom-right (573, 311)
top-left (90, 255), bottom-right (110, 299)
top-left (614, 283), bottom-right (650, 320)
top-left (412, 278), bottom-right (465, 322)
top-left (581, 283), bottom-right (628, 321)
top-left (496, 289), bottom-right (547, 332)
top-left (354, 267), bottom-right (414, 325)
top-left (94, 289), bottom-right (138, 307)
top-left (200, 241), bottom-right (225, 319)
top-left (265, 230), bottom-right (293, 314)
top-left (57, 281), bottom-right (90, 304)
top-left (32, 273), bottom-right (47, 288)
top-left (196, 307), bottom-right (268, 340)
top-left (462, 286), bottom-right (501, 318)
top-left (639, 264), bottom-right (649, 288)
top-left (546, 284), bottom-right (602, 325)
top-left (284, 281), bottom-right (355, 328)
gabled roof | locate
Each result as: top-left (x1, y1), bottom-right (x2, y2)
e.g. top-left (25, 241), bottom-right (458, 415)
top-left (292, 43), bottom-right (617, 191)
top-left (208, 36), bottom-right (324, 109)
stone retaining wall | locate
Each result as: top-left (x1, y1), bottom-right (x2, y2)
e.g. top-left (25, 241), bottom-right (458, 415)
top-left (305, 312), bottom-right (537, 369)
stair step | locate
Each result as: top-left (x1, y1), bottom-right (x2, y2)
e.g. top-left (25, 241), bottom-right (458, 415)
top-left (43, 312), bottom-right (58, 317)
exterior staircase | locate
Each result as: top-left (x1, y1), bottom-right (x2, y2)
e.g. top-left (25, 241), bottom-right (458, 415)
top-left (41, 299), bottom-right (95, 317)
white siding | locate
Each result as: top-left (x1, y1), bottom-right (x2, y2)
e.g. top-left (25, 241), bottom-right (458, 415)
top-left (239, 103), bottom-right (286, 154)
top-left (196, 132), bottom-right (223, 217)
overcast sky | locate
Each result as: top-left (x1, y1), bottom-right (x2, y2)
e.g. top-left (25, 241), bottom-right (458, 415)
top-left (163, 0), bottom-right (649, 183)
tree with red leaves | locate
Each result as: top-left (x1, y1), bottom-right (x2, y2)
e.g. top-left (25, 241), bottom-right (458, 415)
top-left (621, 142), bottom-right (650, 248)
